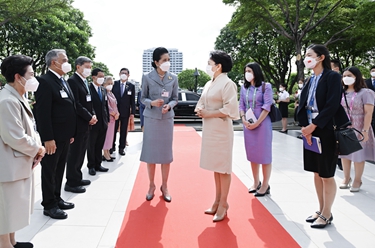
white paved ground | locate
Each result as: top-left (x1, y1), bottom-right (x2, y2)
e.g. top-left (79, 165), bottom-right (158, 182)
top-left (16, 130), bottom-right (375, 248)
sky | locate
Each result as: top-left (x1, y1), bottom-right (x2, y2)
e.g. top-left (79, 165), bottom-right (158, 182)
top-left (71, 0), bottom-right (236, 82)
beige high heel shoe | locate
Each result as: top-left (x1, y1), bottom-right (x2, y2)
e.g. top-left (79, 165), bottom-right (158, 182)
top-left (204, 202), bottom-right (219, 215)
top-left (339, 178), bottom-right (352, 189)
top-left (213, 205), bottom-right (229, 222)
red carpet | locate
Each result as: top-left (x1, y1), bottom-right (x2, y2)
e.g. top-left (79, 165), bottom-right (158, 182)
top-left (116, 126), bottom-right (300, 248)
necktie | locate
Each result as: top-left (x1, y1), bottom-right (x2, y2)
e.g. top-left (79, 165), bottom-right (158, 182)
top-left (84, 79), bottom-right (90, 92)
top-left (98, 87), bottom-right (102, 101)
top-left (60, 77), bottom-right (70, 94)
top-left (121, 83), bottom-right (125, 97)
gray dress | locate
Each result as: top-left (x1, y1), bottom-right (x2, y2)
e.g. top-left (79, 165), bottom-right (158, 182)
top-left (140, 70), bottom-right (179, 164)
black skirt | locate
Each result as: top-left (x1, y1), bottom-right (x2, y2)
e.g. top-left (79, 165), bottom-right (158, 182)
top-left (278, 102), bottom-right (289, 118)
top-left (303, 127), bottom-right (337, 178)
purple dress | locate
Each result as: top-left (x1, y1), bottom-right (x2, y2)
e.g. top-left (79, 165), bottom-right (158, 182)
top-left (103, 91), bottom-right (119, 150)
top-left (239, 83), bottom-right (273, 164)
top-left (339, 88), bottom-right (375, 162)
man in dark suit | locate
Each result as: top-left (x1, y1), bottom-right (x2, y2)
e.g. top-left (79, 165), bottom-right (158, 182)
top-left (112, 68), bottom-right (135, 156)
top-left (87, 68), bottom-right (109, 175)
top-left (365, 65), bottom-right (375, 134)
top-left (35, 49), bottom-right (76, 219)
top-left (65, 56), bottom-right (97, 193)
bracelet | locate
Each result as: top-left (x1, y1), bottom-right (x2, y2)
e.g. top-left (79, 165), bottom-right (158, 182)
top-left (362, 130), bottom-right (368, 132)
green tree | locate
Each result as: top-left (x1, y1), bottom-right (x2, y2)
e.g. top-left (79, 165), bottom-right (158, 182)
top-left (215, 25), bottom-right (294, 90)
top-left (177, 69), bottom-right (211, 91)
top-left (222, 0), bottom-right (375, 84)
top-left (0, 0), bottom-right (70, 26)
top-left (0, 6), bottom-right (95, 75)
top-left (92, 61), bottom-right (112, 76)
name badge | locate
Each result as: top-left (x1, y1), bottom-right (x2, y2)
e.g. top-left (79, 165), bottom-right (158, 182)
top-left (60, 90), bottom-right (68, 98)
top-left (86, 95), bottom-right (91, 102)
top-left (127, 91), bottom-right (132, 95)
top-left (161, 90), bottom-right (169, 98)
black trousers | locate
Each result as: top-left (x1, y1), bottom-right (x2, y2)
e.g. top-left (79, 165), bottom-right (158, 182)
top-left (66, 131), bottom-right (89, 187)
top-left (87, 127), bottom-right (107, 169)
top-left (41, 140), bottom-right (70, 210)
top-left (113, 115), bottom-right (130, 150)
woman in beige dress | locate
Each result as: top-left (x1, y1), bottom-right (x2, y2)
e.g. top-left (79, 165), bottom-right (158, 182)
top-left (195, 51), bottom-right (239, 222)
top-left (0, 55), bottom-right (46, 248)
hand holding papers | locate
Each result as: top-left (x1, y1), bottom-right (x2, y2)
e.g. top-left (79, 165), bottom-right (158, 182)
top-left (302, 136), bottom-right (322, 154)
top-left (246, 108), bottom-right (258, 123)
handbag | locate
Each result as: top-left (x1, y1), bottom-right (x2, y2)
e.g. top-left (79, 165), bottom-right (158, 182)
top-left (262, 83), bottom-right (282, 122)
top-left (333, 93), bottom-right (364, 155)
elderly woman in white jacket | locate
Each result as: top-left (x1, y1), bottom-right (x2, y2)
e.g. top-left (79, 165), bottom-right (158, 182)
top-left (0, 55), bottom-right (45, 248)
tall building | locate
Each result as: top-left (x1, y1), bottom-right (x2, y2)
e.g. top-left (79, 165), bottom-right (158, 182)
top-left (142, 48), bottom-right (183, 75)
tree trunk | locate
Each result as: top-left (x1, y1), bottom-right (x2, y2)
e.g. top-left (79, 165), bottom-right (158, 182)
top-left (295, 41), bottom-right (305, 81)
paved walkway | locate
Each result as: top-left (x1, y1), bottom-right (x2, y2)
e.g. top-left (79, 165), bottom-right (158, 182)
top-left (17, 130), bottom-right (375, 248)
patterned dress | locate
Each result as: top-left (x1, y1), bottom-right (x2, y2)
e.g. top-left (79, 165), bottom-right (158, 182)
top-left (339, 88), bottom-right (375, 162)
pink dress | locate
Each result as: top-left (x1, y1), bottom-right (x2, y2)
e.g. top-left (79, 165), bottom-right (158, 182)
top-left (339, 88), bottom-right (375, 162)
top-left (103, 91), bottom-right (119, 149)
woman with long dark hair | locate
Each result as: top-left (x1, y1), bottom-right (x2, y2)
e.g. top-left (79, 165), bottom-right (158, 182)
top-left (297, 44), bottom-right (345, 228)
top-left (239, 62), bottom-right (273, 197)
top-left (339, 66), bottom-right (375, 192)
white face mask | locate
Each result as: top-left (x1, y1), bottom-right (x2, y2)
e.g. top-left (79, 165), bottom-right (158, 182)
top-left (343, 77), bottom-right (355, 85)
top-left (298, 84), bottom-right (303, 88)
top-left (371, 72), bottom-right (375, 77)
top-left (206, 65), bottom-right (214, 77)
top-left (279, 88), bottom-right (284, 92)
top-left (303, 57), bottom-right (318, 69)
top-left (105, 85), bottom-right (113, 91)
top-left (120, 74), bottom-right (128, 81)
top-left (56, 61), bottom-right (72, 74)
top-left (21, 76), bottom-right (39, 92)
top-left (245, 72), bottom-right (254, 82)
top-left (97, 77), bottom-right (104, 85)
top-left (82, 68), bottom-right (91, 78)
top-left (159, 61), bottom-right (171, 72)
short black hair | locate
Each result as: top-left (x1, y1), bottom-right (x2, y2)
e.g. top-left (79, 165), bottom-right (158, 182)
top-left (243, 62), bottom-right (264, 88)
top-left (152, 47), bottom-right (169, 69)
top-left (343, 66), bottom-right (367, 92)
top-left (1, 55), bottom-right (33, 83)
top-left (371, 65), bottom-right (375, 70)
top-left (91, 68), bottom-right (103, 76)
top-left (331, 59), bottom-right (341, 70)
top-left (209, 50), bottom-right (232, 73)
top-left (306, 44), bottom-right (331, 71)
top-left (119, 68), bottom-right (130, 74)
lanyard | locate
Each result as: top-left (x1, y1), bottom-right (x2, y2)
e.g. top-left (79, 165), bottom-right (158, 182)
top-left (342, 92), bottom-right (357, 120)
top-left (246, 87), bottom-right (257, 110)
top-left (307, 73), bottom-right (322, 109)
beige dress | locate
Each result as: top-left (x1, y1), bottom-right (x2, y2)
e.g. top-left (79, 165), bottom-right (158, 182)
top-left (195, 73), bottom-right (239, 174)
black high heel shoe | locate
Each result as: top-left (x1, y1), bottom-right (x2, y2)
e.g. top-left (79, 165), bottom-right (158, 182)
top-left (248, 181), bottom-right (261, 193)
top-left (160, 186), bottom-right (172, 202)
top-left (102, 155), bottom-right (113, 162)
top-left (306, 211), bottom-right (321, 223)
top-left (254, 185), bottom-right (270, 197)
top-left (311, 214), bottom-right (333, 228)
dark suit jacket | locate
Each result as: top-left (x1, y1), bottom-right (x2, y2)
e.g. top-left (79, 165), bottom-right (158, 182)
top-left (297, 70), bottom-right (348, 130)
top-left (365, 78), bottom-right (375, 91)
top-left (35, 70), bottom-right (76, 142)
top-left (112, 80), bottom-right (136, 118)
top-left (89, 83), bottom-right (109, 131)
top-left (68, 73), bottom-right (95, 133)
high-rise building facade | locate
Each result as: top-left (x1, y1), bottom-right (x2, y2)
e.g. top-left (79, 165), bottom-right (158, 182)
top-left (142, 48), bottom-right (183, 75)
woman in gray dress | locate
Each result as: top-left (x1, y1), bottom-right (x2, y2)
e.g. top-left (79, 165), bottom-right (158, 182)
top-left (140, 47), bottom-right (179, 202)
